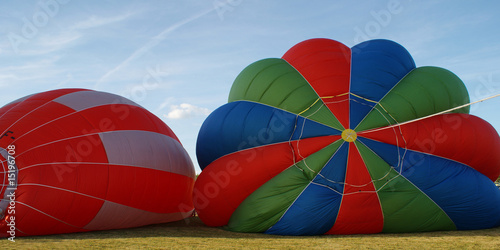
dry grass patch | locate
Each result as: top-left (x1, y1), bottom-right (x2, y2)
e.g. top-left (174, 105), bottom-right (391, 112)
top-left (4, 217), bottom-right (500, 249)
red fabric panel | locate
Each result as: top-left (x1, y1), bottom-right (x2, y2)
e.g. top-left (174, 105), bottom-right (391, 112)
top-left (106, 165), bottom-right (194, 213)
top-left (17, 134), bottom-right (110, 174)
top-left (359, 114), bottom-right (500, 181)
top-left (194, 136), bottom-right (341, 227)
top-left (0, 154), bottom-right (7, 211)
top-left (0, 88), bottom-right (84, 121)
top-left (12, 185), bottom-right (101, 236)
top-left (0, 89), bottom-right (194, 237)
top-left (6, 136), bottom-right (110, 237)
top-left (1, 97), bottom-right (177, 157)
top-left (326, 143), bottom-right (383, 234)
top-left (16, 163), bottom-right (108, 227)
top-left (83, 201), bottom-right (189, 231)
top-left (29, 89), bottom-right (86, 100)
top-left (75, 104), bottom-right (179, 141)
top-left (11, 108), bottom-right (105, 160)
top-left (0, 102), bottom-right (76, 151)
top-left (6, 202), bottom-right (91, 237)
top-left (0, 102), bottom-right (20, 116)
top-left (282, 38), bottom-right (351, 128)
top-left (0, 103), bottom-right (23, 117)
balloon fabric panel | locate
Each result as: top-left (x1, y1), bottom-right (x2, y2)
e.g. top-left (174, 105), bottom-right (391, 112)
top-left (0, 89), bottom-right (195, 237)
top-left (195, 38), bottom-right (500, 235)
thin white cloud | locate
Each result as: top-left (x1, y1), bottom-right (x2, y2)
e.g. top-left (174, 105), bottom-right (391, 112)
top-left (0, 56), bottom-right (62, 81)
top-left (154, 97), bottom-right (176, 114)
top-left (94, 6), bottom-right (216, 88)
top-left (2, 12), bottom-right (133, 56)
top-left (6, 31), bottom-right (82, 56)
top-left (39, 31), bottom-right (82, 47)
top-left (71, 13), bottom-right (134, 30)
top-left (164, 103), bottom-right (211, 119)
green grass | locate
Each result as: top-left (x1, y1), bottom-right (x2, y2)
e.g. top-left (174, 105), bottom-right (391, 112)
top-left (4, 217), bottom-right (500, 249)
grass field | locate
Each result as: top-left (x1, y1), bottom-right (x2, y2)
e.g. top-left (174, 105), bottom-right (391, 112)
top-left (4, 216), bottom-right (500, 249)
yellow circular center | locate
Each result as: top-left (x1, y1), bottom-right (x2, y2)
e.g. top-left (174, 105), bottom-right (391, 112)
top-left (341, 129), bottom-right (357, 142)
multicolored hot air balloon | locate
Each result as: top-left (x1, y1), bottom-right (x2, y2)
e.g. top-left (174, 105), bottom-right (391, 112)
top-left (0, 89), bottom-right (195, 237)
top-left (195, 38), bottom-right (500, 235)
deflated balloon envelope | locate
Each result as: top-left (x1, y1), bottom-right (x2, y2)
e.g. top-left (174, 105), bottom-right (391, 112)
top-left (195, 38), bottom-right (500, 235)
top-left (0, 88), bottom-right (195, 237)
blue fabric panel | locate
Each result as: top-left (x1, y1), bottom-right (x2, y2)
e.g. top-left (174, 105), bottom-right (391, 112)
top-left (350, 39), bottom-right (416, 128)
top-left (350, 95), bottom-right (378, 131)
top-left (358, 137), bottom-right (500, 230)
top-left (264, 143), bottom-right (348, 235)
top-left (356, 137), bottom-right (406, 173)
top-left (196, 101), bottom-right (340, 169)
top-left (291, 116), bottom-right (341, 140)
top-left (264, 183), bottom-right (342, 235)
top-left (312, 142), bottom-right (349, 193)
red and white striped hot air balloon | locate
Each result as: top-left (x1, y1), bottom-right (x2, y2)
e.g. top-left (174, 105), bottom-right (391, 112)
top-left (0, 88), bottom-right (195, 237)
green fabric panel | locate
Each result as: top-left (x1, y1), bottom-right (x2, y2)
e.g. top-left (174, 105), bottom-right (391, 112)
top-left (226, 140), bottom-right (343, 232)
top-left (355, 66), bottom-right (470, 131)
top-left (225, 166), bottom-right (310, 233)
top-left (228, 58), bottom-right (344, 130)
top-left (295, 140), bottom-right (344, 180)
top-left (354, 141), bottom-right (396, 191)
top-left (299, 101), bottom-right (345, 130)
top-left (355, 141), bottom-right (457, 232)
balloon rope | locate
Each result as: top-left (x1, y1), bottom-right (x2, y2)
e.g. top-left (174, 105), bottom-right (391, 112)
top-left (350, 93), bottom-right (378, 104)
top-left (360, 93), bottom-right (500, 134)
top-left (291, 94), bottom-right (408, 192)
top-left (297, 93), bottom-right (349, 116)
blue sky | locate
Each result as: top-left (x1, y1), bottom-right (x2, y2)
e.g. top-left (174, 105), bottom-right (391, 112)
top-left (1, 0), bottom-right (500, 173)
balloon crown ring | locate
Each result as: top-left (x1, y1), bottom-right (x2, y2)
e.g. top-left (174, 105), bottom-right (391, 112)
top-left (341, 129), bottom-right (357, 142)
